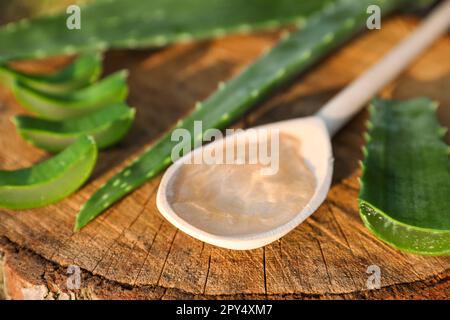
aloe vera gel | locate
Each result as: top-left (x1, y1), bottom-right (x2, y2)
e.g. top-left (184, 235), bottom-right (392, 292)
top-left (166, 133), bottom-right (316, 236)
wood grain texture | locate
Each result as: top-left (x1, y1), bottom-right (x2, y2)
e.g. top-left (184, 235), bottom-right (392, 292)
top-left (0, 16), bottom-right (449, 300)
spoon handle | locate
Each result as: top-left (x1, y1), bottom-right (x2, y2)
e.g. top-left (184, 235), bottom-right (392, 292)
top-left (316, 0), bottom-right (450, 137)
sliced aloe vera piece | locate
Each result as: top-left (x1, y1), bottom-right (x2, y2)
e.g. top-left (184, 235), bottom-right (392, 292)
top-left (0, 0), bottom-right (337, 62)
top-left (359, 98), bottom-right (450, 256)
top-left (0, 53), bottom-right (102, 94)
top-left (0, 135), bottom-right (97, 210)
top-left (75, 0), bottom-right (408, 231)
top-left (13, 103), bottom-right (135, 152)
top-left (12, 70), bottom-right (128, 120)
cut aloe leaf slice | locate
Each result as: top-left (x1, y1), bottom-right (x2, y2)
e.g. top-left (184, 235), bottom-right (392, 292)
top-left (0, 53), bottom-right (102, 94)
top-left (12, 70), bottom-right (128, 120)
top-left (0, 0), bottom-right (336, 62)
top-left (359, 98), bottom-right (450, 256)
top-left (13, 103), bottom-right (135, 152)
top-left (75, 0), bottom-right (409, 231)
top-left (0, 135), bottom-right (97, 210)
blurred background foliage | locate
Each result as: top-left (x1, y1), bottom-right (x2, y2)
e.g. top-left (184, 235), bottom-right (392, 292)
top-left (0, 0), bottom-right (92, 25)
top-left (0, 0), bottom-right (438, 26)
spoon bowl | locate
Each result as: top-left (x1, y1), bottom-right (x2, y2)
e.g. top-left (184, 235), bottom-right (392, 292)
top-left (157, 116), bottom-right (333, 250)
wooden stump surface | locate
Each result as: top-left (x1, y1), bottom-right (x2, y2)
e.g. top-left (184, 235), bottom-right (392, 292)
top-left (0, 16), bottom-right (449, 299)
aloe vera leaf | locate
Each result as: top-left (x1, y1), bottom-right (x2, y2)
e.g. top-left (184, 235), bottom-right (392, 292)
top-left (359, 98), bottom-right (450, 256)
top-left (74, 0), bottom-right (409, 231)
top-left (13, 103), bottom-right (135, 153)
top-left (12, 70), bottom-right (128, 120)
top-left (0, 135), bottom-right (97, 210)
top-left (0, 0), bottom-right (339, 63)
top-left (0, 53), bottom-right (102, 94)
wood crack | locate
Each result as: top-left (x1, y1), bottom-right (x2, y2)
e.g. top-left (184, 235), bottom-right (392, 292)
top-left (263, 247), bottom-right (268, 296)
top-left (156, 229), bottom-right (178, 286)
top-left (325, 201), bottom-right (359, 290)
top-left (90, 185), bottom-right (157, 274)
top-left (132, 219), bottom-right (164, 285)
top-left (326, 201), bottom-right (352, 251)
top-left (202, 254), bottom-right (211, 295)
top-left (316, 239), bottom-right (333, 289)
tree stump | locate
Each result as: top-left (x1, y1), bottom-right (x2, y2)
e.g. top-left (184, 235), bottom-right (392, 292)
top-left (0, 16), bottom-right (449, 300)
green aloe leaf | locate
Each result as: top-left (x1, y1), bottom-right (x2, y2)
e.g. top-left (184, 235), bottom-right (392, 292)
top-left (13, 103), bottom-right (135, 152)
top-left (0, 135), bottom-right (97, 210)
top-left (359, 98), bottom-right (450, 256)
top-left (75, 0), bottom-right (408, 231)
top-left (12, 70), bottom-right (128, 120)
top-left (0, 53), bottom-right (102, 94)
top-left (0, 0), bottom-right (338, 62)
